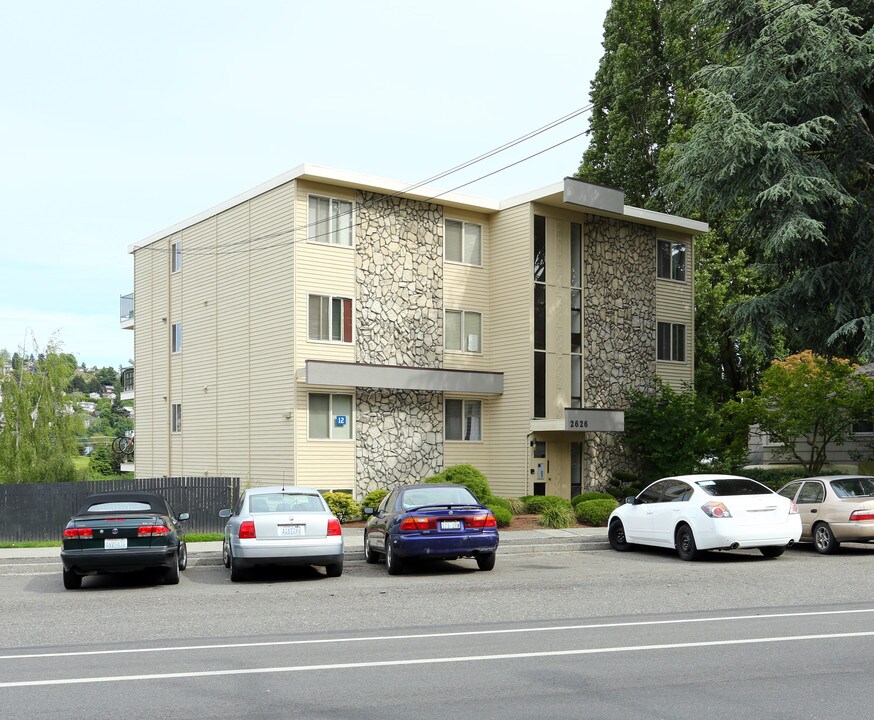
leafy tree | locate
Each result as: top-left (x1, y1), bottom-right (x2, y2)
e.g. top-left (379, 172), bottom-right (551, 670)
top-left (95, 366), bottom-right (118, 387)
top-left (665, 0), bottom-right (874, 358)
top-left (0, 343), bottom-right (85, 483)
top-left (577, 0), bottom-right (716, 209)
top-left (741, 351), bottom-right (874, 474)
top-left (88, 444), bottom-right (119, 477)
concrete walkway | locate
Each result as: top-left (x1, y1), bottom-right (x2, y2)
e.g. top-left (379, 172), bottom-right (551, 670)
top-left (0, 526), bottom-right (609, 566)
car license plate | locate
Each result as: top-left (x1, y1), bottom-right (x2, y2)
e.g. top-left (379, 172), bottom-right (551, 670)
top-left (104, 538), bottom-right (127, 550)
top-left (278, 525), bottom-right (304, 537)
top-left (440, 520), bottom-right (462, 530)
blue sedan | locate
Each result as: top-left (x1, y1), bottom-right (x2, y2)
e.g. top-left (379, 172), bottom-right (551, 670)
top-left (363, 483), bottom-right (499, 574)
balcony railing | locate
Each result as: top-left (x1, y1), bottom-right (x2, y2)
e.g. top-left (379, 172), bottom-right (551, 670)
top-left (120, 293), bottom-right (134, 326)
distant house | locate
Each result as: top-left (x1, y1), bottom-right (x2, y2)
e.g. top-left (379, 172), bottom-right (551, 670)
top-left (78, 401), bottom-right (97, 414)
top-left (122, 164), bottom-right (707, 498)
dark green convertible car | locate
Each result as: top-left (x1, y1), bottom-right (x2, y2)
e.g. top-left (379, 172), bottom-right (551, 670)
top-left (60, 491), bottom-right (190, 589)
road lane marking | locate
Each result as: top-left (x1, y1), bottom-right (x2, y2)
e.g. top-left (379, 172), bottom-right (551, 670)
top-left (3, 630), bottom-right (874, 688)
top-left (1, 607), bottom-right (874, 662)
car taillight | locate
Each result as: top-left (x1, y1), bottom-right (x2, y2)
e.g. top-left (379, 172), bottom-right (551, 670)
top-left (327, 518), bottom-right (342, 536)
top-left (465, 513), bottom-right (497, 528)
top-left (138, 525), bottom-right (171, 536)
top-left (701, 501), bottom-right (732, 518)
top-left (789, 501), bottom-right (799, 515)
top-left (850, 509), bottom-right (874, 521)
top-left (63, 527), bottom-right (92, 539)
top-left (239, 520), bottom-right (256, 539)
top-left (400, 516), bottom-right (438, 531)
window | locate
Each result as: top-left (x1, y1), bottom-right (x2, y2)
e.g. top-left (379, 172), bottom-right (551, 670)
top-left (308, 295), bottom-right (353, 343)
top-left (171, 403), bottom-right (182, 433)
top-left (171, 322), bottom-right (182, 353)
top-left (853, 421), bottom-right (874, 435)
top-left (445, 310), bottom-right (481, 353)
top-left (171, 241), bottom-right (182, 273)
top-left (445, 399), bottom-right (482, 441)
top-left (444, 219), bottom-right (482, 265)
top-left (797, 482), bottom-right (825, 504)
top-left (570, 222), bottom-right (582, 407)
top-left (534, 215), bottom-right (547, 418)
top-left (657, 240), bottom-right (686, 281)
top-left (657, 322), bottom-right (686, 362)
top-left (308, 195), bottom-right (353, 246)
top-left (308, 393), bottom-right (353, 440)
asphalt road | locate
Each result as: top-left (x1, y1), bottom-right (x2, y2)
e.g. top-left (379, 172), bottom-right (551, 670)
top-left (3, 544), bottom-right (874, 719)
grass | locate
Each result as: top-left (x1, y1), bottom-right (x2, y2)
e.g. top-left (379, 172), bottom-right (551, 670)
top-left (0, 533), bottom-right (225, 548)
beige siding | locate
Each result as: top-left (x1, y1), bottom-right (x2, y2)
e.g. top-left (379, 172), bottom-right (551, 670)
top-left (294, 385), bottom-right (356, 488)
top-left (486, 203), bottom-right (534, 497)
top-left (655, 233), bottom-right (695, 389)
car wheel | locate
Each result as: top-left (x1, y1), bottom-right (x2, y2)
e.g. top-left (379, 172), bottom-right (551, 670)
top-left (476, 553), bottom-right (496, 571)
top-left (675, 524), bottom-right (701, 561)
top-left (325, 561), bottom-right (343, 577)
top-left (759, 546), bottom-right (785, 558)
top-left (229, 548), bottom-right (246, 582)
top-left (164, 553), bottom-right (181, 584)
top-left (608, 519), bottom-right (631, 551)
top-left (222, 538), bottom-right (231, 568)
top-left (363, 532), bottom-right (379, 564)
top-left (178, 541), bottom-right (188, 571)
top-left (813, 522), bottom-right (840, 554)
top-left (385, 537), bottom-right (405, 575)
top-left (62, 568), bottom-right (82, 590)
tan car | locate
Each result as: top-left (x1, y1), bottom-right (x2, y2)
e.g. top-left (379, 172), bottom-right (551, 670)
top-left (777, 476), bottom-right (874, 553)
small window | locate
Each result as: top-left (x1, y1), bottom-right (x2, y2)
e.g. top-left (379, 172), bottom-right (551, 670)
top-left (657, 240), bottom-right (686, 281)
top-left (445, 399), bottom-right (482, 441)
top-left (852, 421), bottom-right (874, 435)
top-left (637, 481), bottom-right (666, 504)
top-left (797, 482), bottom-right (825, 504)
top-left (657, 322), bottom-right (686, 362)
top-left (87, 501), bottom-right (152, 513)
top-left (308, 295), bottom-right (353, 343)
top-left (171, 322), bottom-right (182, 353)
top-left (308, 195), bottom-right (353, 246)
top-left (171, 241), bottom-right (182, 273)
top-left (445, 219), bottom-right (482, 265)
top-left (777, 483), bottom-right (800, 501)
top-left (308, 393), bottom-right (353, 440)
top-left (445, 310), bottom-right (481, 353)
top-left (171, 403), bottom-right (182, 433)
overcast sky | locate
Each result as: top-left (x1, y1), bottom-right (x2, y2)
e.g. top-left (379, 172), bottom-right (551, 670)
top-left (0, 0), bottom-right (611, 369)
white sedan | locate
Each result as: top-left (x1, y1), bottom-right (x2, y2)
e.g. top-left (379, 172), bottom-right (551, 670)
top-left (607, 474), bottom-right (801, 560)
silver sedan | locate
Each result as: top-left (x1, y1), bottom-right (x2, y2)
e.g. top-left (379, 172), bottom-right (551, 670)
top-left (219, 487), bottom-right (344, 581)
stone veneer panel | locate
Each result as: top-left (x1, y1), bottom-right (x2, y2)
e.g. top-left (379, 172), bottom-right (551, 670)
top-left (583, 214), bottom-right (657, 488)
top-left (354, 193), bottom-right (445, 493)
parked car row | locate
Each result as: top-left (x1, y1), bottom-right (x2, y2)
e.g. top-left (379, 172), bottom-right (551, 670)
top-left (60, 474), bottom-right (874, 589)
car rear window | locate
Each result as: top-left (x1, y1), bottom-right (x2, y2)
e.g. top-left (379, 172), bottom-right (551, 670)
top-left (249, 493), bottom-right (325, 513)
top-left (86, 501), bottom-right (153, 512)
top-left (401, 487), bottom-right (478, 509)
top-left (695, 478), bottom-right (771, 496)
top-left (831, 477), bottom-right (874, 498)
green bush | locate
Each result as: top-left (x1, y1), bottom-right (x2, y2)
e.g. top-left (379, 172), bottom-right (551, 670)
top-left (361, 489), bottom-right (388, 512)
top-left (484, 496), bottom-right (511, 513)
top-left (538, 504), bottom-right (575, 529)
top-left (575, 498), bottom-right (618, 526)
top-left (424, 464), bottom-right (492, 503)
top-left (322, 491), bottom-right (362, 523)
top-left (571, 492), bottom-right (615, 507)
top-left (741, 467), bottom-right (810, 490)
top-left (522, 495), bottom-right (572, 514)
top-left (487, 504), bottom-right (513, 528)
top-left (505, 497), bottom-right (526, 514)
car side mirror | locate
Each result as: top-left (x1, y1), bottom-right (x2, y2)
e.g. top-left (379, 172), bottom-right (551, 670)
top-left (218, 509), bottom-right (232, 518)
top-left (363, 507), bottom-right (374, 516)
top-left (178, 512), bottom-right (190, 521)
top-left (625, 496), bottom-right (638, 506)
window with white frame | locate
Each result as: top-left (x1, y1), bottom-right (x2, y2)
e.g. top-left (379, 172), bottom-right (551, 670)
top-left (308, 393), bottom-right (353, 440)
top-left (445, 310), bottom-right (481, 353)
top-left (445, 399), bottom-right (482, 441)
top-left (308, 295), bottom-right (353, 343)
top-left (171, 403), bottom-right (182, 433)
top-left (657, 239), bottom-right (686, 281)
top-left (657, 321), bottom-right (686, 362)
top-left (171, 241), bottom-right (182, 273)
top-left (308, 195), bottom-right (353, 246)
top-left (853, 421), bottom-right (874, 435)
top-left (171, 322), bottom-right (182, 353)
top-left (444, 219), bottom-right (482, 265)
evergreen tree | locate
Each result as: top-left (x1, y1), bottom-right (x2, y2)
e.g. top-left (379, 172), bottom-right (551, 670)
top-left (665, 0), bottom-right (874, 358)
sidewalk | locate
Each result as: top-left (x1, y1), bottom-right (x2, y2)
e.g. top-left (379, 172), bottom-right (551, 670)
top-left (0, 526), bottom-right (609, 566)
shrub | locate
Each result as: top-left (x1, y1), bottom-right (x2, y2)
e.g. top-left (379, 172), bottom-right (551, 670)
top-left (740, 467), bottom-right (810, 490)
top-left (484, 496), bottom-right (511, 513)
top-left (322, 491), bottom-right (362, 523)
top-left (424, 464), bottom-right (492, 503)
top-left (571, 492), bottom-right (615, 507)
top-left (505, 497), bottom-right (526, 514)
top-left (487, 504), bottom-right (513, 528)
top-left (538, 504), bottom-right (575, 529)
top-left (522, 495), bottom-right (572, 514)
top-left (575, 498), bottom-right (618, 526)
top-left (361, 489), bottom-right (389, 512)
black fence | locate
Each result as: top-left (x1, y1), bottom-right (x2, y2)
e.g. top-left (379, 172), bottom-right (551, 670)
top-left (0, 476), bottom-right (240, 543)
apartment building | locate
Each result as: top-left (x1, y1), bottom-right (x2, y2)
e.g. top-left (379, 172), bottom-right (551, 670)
top-left (122, 164), bottom-right (707, 499)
